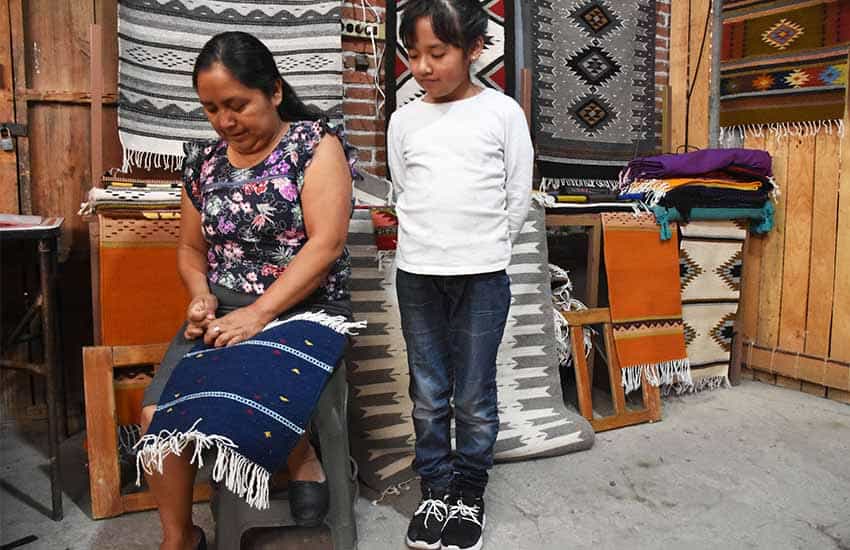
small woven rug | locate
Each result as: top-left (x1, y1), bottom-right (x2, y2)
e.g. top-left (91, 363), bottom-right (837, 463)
top-left (135, 312), bottom-right (364, 509)
top-left (531, 0), bottom-right (657, 182)
top-left (720, 0), bottom-right (850, 129)
top-left (601, 212), bottom-right (691, 393)
top-left (117, 0), bottom-right (343, 171)
top-left (676, 220), bottom-right (746, 392)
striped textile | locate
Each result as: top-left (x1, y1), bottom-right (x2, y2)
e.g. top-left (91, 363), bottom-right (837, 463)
top-left (345, 203), bottom-right (595, 494)
top-left (136, 313), bottom-right (362, 510)
top-left (602, 212), bottom-right (692, 393)
top-left (118, 0), bottom-right (343, 171)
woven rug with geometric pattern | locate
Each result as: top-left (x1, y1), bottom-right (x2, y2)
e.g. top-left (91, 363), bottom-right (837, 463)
top-left (677, 220), bottom-right (746, 392)
top-left (346, 204), bottom-right (595, 494)
top-left (531, 0), bottom-right (657, 183)
top-left (720, 0), bottom-right (850, 128)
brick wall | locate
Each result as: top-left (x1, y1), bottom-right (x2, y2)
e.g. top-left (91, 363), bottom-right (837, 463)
top-left (342, 0), bottom-right (388, 177)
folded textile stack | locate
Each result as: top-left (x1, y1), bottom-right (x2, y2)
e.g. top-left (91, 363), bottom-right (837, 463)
top-left (537, 177), bottom-right (641, 213)
top-left (619, 148), bottom-right (777, 239)
top-left (79, 177), bottom-right (182, 216)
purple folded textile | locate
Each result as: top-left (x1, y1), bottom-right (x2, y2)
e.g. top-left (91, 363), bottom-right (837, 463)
top-left (622, 149), bottom-right (772, 183)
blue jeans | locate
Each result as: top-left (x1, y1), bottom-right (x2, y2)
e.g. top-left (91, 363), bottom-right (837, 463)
top-left (396, 268), bottom-right (511, 496)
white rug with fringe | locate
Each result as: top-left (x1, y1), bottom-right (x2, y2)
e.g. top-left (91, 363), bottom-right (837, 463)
top-left (677, 220), bottom-right (746, 392)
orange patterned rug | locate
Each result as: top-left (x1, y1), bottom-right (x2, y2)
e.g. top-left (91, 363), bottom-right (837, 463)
top-left (602, 212), bottom-right (691, 393)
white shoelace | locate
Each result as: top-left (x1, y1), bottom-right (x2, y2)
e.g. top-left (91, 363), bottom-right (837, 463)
top-left (414, 498), bottom-right (448, 529)
top-left (447, 499), bottom-right (483, 527)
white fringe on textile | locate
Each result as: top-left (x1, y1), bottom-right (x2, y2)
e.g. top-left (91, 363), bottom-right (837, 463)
top-left (121, 148), bottom-right (185, 173)
top-left (622, 179), bottom-right (669, 207)
top-left (134, 418), bottom-right (272, 510)
top-left (370, 475), bottom-right (419, 506)
top-left (539, 177), bottom-right (618, 193)
top-left (549, 264), bottom-right (593, 368)
top-left (376, 250), bottom-right (395, 272)
top-left (621, 359), bottom-right (692, 394)
top-left (264, 310), bottom-right (367, 336)
top-left (662, 375), bottom-right (730, 396)
top-left (720, 119), bottom-right (845, 145)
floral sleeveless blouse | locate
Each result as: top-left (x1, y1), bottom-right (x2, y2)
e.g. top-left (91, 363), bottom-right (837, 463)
top-left (182, 120), bottom-right (355, 304)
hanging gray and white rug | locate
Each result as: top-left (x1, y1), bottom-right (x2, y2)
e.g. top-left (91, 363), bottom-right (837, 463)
top-left (530, 0), bottom-right (657, 183)
top-left (117, 0), bottom-right (343, 171)
top-left (346, 203), bottom-right (595, 494)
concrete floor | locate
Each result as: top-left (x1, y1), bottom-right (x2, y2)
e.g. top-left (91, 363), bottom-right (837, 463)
top-left (1, 379), bottom-right (849, 550)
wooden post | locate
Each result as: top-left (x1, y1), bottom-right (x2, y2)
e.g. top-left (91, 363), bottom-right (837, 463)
top-left (520, 67), bottom-right (532, 131)
top-left (8, 0), bottom-right (30, 213)
top-left (90, 24), bottom-right (103, 190)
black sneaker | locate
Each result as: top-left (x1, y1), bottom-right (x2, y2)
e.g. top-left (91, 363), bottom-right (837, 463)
top-left (405, 487), bottom-right (449, 549)
top-left (441, 493), bottom-right (486, 550)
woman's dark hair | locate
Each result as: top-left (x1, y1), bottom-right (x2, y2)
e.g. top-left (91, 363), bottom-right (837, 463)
top-left (399, 0), bottom-right (488, 53)
top-left (193, 31), bottom-right (324, 122)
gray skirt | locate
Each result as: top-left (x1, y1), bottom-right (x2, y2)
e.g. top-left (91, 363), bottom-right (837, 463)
top-left (142, 283), bottom-right (351, 408)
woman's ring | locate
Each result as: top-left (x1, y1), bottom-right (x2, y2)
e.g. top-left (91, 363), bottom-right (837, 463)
top-left (212, 326), bottom-right (221, 333)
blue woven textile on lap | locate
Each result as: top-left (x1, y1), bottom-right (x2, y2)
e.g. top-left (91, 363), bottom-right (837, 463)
top-left (136, 313), bottom-right (360, 509)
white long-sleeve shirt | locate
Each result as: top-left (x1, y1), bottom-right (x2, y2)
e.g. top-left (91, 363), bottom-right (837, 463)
top-left (387, 88), bottom-right (534, 276)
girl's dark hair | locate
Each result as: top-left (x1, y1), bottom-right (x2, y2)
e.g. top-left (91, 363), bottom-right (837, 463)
top-left (399, 0), bottom-right (488, 53)
top-left (193, 31), bottom-right (324, 122)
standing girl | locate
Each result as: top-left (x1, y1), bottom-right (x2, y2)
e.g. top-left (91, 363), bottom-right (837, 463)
top-left (387, 2), bottom-right (533, 549)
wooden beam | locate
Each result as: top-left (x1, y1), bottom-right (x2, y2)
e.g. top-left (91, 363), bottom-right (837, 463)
top-left (17, 89), bottom-right (118, 104)
top-left (520, 67), bottom-right (531, 130)
top-left (778, 134), bottom-right (815, 351)
top-left (90, 24), bottom-right (103, 191)
top-left (83, 346), bottom-right (123, 519)
top-left (743, 342), bottom-right (850, 392)
top-left (806, 130), bottom-right (840, 357)
top-left (8, 0), bottom-right (30, 214)
top-left (0, 0), bottom-right (18, 213)
top-left (832, 50), bottom-right (850, 361)
top-left (757, 134), bottom-right (789, 347)
top-left (562, 308), bottom-right (611, 327)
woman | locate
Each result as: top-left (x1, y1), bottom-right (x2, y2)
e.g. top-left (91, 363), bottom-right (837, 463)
top-left (138, 32), bottom-right (357, 550)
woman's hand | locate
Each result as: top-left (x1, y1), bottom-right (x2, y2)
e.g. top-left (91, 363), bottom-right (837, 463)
top-left (204, 304), bottom-right (274, 348)
top-left (184, 293), bottom-right (218, 340)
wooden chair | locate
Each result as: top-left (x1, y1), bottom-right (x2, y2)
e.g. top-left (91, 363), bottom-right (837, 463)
top-left (562, 308), bottom-right (662, 432)
top-left (82, 343), bottom-right (211, 519)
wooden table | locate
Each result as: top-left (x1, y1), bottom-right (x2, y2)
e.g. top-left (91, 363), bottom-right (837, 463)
top-left (544, 213), bottom-right (603, 308)
top-left (0, 216), bottom-right (65, 520)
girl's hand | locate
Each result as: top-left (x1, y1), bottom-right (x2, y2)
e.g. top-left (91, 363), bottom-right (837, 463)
top-left (204, 304), bottom-right (273, 348)
top-left (184, 293), bottom-right (218, 340)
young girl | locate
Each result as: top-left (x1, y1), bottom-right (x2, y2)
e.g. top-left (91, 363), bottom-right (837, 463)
top-left (388, 2), bottom-right (533, 549)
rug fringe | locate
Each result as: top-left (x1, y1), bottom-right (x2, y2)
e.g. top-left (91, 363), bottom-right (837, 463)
top-left (622, 359), bottom-right (692, 394)
top-left (720, 119), bottom-right (844, 143)
top-left (121, 146), bottom-right (185, 173)
top-left (134, 418), bottom-right (271, 510)
top-left (265, 310), bottom-right (367, 336)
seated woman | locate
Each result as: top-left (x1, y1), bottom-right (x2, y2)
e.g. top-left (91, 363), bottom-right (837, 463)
top-left (137, 31), bottom-right (358, 550)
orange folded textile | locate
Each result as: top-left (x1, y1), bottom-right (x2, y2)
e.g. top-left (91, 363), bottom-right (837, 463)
top-left (602, 212), bottom-right (692, 393)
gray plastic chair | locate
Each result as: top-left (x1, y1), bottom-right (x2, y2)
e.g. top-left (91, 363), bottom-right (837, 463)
top-left (211, 361), bottom-right (357, 550)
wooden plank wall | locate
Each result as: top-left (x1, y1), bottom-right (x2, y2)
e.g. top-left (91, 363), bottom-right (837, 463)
top-left (669, 0), bottom-right (711, 152)
top-left (737, 126), bottom-right (850, 402)
top-left (666, 2), bottom-right (848, 402)
top-left (1, 0), bottom-right (122, 420)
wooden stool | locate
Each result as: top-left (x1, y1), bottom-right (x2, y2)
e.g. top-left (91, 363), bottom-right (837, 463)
top-left (83, 343), bottom-right (211, 519)
top-left (563, 308), bottom-right (662, 432)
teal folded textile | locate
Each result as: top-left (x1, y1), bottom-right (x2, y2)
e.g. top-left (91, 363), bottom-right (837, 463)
top-left (651, 202), bottom-right (774, 241)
